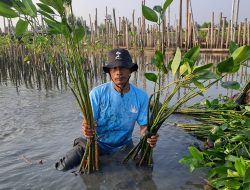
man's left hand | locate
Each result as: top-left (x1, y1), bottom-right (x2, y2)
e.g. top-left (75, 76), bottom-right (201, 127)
top-left (147, 134), bottom-right (159, 148)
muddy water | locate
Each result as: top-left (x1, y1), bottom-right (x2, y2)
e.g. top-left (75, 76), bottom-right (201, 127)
top-left (0, 53), bottom-right (249, 190)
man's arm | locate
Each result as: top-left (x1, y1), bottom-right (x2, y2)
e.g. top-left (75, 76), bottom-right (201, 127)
top-left (140, 125), bottom-right (159, 148)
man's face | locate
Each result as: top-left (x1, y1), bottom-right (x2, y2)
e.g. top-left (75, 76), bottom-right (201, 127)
top-left (109, 67), bottom-right (131, 87)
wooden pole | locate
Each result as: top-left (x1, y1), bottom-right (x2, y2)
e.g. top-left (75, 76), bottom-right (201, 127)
top-left (95, 8), bottom-right (98, 37)
top-left (221, 17), bottom-right (226, 48)
top-left (226, 20), bottom-right (231, 48)
top-left (125, 18), bottom-right (129, 49)
top-left (237, 22), bottom-right (241, 45)
top-left (248, 21), bottom-right (250, 45)
top-left (167, 6), bottom-right (170, 48)
top-left (105, 7), bottom-right (108, 44)
top-left (243, 18), bottom-right (247, 45)
top-left (210, 12), bottom-right (214, 48)
top-left (132, 10), bottom-right (136, 49)
top-left (216, 13), bottom-right (222, 48)
top-left (118, 17), bottom-right (121, 46)
top-left (177, 0), bottom-right (182, 47)
top-left (142, 0), bottom-right (145, 48)
top-left (231, 0), bottom-right (235, 41)
top-left (185, 0), bottom-right (189, 48)
top-left (235, 0), bottom-right (240, 28)
top-left (162, 12), bottom-right (166, 53)
top-left (112, 8), bottom-right (118, 47)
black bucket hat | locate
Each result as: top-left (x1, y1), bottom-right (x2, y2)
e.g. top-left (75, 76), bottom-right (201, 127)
top-left (103, 48), bottom-right (138, 73)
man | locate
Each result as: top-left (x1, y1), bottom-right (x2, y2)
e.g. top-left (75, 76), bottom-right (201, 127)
top-left (55, 48), bottom-right (158, 171)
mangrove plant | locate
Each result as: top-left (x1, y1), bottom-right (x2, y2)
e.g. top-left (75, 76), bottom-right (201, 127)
top-left (0, 0), bottom-right (99, 174)
top-left (123, 0), bottom-right (250, 167)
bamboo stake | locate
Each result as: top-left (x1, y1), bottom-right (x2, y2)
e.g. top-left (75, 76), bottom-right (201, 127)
top-left (226, 20), bottom-right (231, 48)
top-left (132, 10), bottom-right (136, 49)
top-left (112, 8), bottom-right (118, 47)
top-left (177, 0), bottom-right (182, 48)
top-left (231, 0), bottom-right (236, 41)
top-left (210, 12), bottom-right (214, 49)
top-left (221, 17), bottom-right (226, 48)
top-left (248, 21), bottom-right (250, 45)
top-left (237, 22), bottom-right (241, 45)
top-left (118, 17), bottom-right (121, 46)
top-left (125, 18), bottom-right (129, 49)
top-left (167, 6), bottom-right (170, 48)
top-left (95, 8), bottom-right (98, 37)
top-left (216, 13), bottom-right (222, 48)
top-left (243, 18), bottom-right (247, 45)
top-left (185, 0), bottom-right (189, 49)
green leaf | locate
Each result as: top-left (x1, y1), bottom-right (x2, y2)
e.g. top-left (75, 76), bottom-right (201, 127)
top-left (73, 25), bottom-right (85, 43)
top-left (226, 155), bottom-right (240, 162)
top-left (142, 5), bottom-right (158, 23)
top-left (37, 3), bottom-right (55, 14)
top-left (195, 70), bottom-right (218, 80)
top-left (193, 63), bottom-right (213, 74)
top-left (235, 158), bottom-right (246, 177)
top-left (226, 179), bottom-right (241, 189)
top-left (171, 47), bottom-right (181, 77)
top-left (44, 18), bottom-right (62, 34)
top-left (153, 5), bottom-right (162, 14)
top-left (40, 0), bottom-right (64, 15)
top-left (227, 169), bottom-right (240, 177)
top-left (243, 169), bottom-right (250, 184)
top-left (23, 0), bottom-right (37, 17)
top-left (144, 73), bottom-right (158, 82)
top-left (179, 63), bottom-right (188, 76)
top-left (230, 134), bottom-right (246, 142)
top-left (221, 81), bottom-right (240, 90)
top-left (232, 45), bottom-right (250, 65)
top-left (217, 57), bottom-right (234, 73)
top-left (183, 46), bottom-right (200, 66)
top-left (229, 41), bottom-right (239, 55)
top-left (0, 2), bottom-right (18, 18)
top-left (193, 80), bottom-right (205, 90)
top-left (12, 1), bottom-right (27, 15)
top-left (151, 50), bottom-right (168, 73)
top-left (243, 183), bottom-right (250, 190)
top-left (188, 146), bottom-right (203, 160)
top-left (163, 0), bottom-right (173, 12)
top-left (37, 10), bottom-right (56, 21)
top-left (15, 19), bottom-right (28, 37)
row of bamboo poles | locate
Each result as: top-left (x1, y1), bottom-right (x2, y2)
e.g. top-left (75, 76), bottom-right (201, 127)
top-left (0, 1), bottom-right (249, 52)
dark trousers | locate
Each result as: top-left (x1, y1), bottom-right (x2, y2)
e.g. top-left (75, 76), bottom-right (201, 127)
top-left (55, 137), bottom-right (86, 171)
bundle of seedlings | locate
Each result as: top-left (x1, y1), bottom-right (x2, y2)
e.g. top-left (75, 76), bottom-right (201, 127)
top-left (123, 0), bottom-right (250, 167)
top-left (0, 0), bottom-right (99, 174)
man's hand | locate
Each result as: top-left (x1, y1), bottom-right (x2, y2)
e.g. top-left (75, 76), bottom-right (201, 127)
top-left (147, 134), bottom-right (159, 148)
top-left (81, 122), bottom-right (95, 139)
top-left (140, 126), bottom-right (159, 148)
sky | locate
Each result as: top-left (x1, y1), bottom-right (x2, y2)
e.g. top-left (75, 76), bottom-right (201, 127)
top-left (0, 0), bottom-right (250, 29)
top-left (72, 0), bottom-right (250, 26)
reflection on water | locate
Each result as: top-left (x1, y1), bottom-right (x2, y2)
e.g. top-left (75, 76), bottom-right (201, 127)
top-left (0, 52), bottom-right (249, 190)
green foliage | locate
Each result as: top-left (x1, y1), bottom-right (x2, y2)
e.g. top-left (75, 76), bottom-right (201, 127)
top-left (124, 0), bottom-right (250, 168)
top-left (144, 73), bottom-right (158, 83)
top-left (221, 81), bottom-right (240, 90)
top-left (163, 0), bottom-right (173, 12)
top-left (15, 19), bottom-right (28, 37)
top-left (142, 5), bottom-right (158, 23)
top-left (23, 0), bottom-right (37, 17)
top-left (171, 47), bottom-right (181, 77)
top-left (0, 2), bottom-right (18, 18)
top-left (178, 96), bottom-right (250, 189)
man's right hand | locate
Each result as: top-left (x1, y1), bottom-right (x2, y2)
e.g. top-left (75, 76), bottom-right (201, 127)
top-left (81, 122), bottom-right (94, 139)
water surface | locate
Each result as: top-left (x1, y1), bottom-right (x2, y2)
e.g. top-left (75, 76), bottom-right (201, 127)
top-left (0, 53), bottom-right (249, 190)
